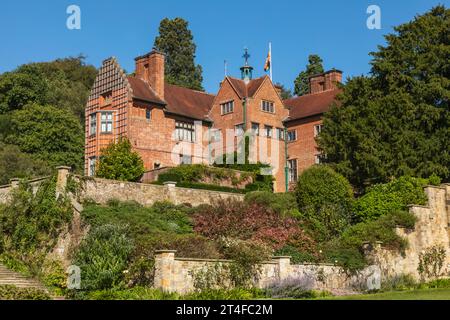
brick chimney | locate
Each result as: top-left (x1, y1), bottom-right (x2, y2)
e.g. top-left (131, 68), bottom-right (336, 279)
top-left (135, 50), bottom-right (165, 100)
top-left (309, 69), bottom-right (342, 94)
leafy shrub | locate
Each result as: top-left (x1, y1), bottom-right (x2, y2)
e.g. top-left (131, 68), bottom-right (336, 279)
top-left (275, 245), bottom-right (318, 264)
top-left (265, 277), bottom-right (331, 299)
top-left (69, 286), bottom-right (180, 300)
top-left (422, 278), bottom-right (450, 289)
top-left (96, 138), bottom-right (145, 182)
top-left (295, 165), bottom-right (354, 241)
top-left (354, 176), bottom-right (431, 222)
top-left (73, 224), bottom-right (134, 290)
top-left (0, 285), bottom-right (51, 300)
top-left (193, 199), bottom-right (312, 250)
top-left (41, 259), bottom-right (67, 296)
top-left (418, 245), bottom-right (446, 280)
top-left (184, 288), bottom-right (266, 300)
top-left (381, 274), bottom-right (417, 292)
top-left (244, 191), bottom-right (299, 216)
top-left (0, 176), bottom-right (72, 275)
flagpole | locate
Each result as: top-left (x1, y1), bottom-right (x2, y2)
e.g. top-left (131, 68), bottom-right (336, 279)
top-left (269, 42), bottom-right (273, 82)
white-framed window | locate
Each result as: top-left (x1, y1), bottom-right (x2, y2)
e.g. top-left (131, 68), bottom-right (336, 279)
top-left (89, 113), bottom-right (97, 136)
top-left (264, 125), bottom-right (273, 138)
top-left (146, 109), bottom-right (151, 121)
top-left (287, 130), bottom-right (297, 142)
top-left (175, 121), bottom-right (195, 142)
top-left (314, 124), bottom-right (324, 137)
top-left (288, 159), bottom-right (298, 183)
top-left (101, 112), bottom-right (113, 133)
top-left (235, 123), bottom-right (244, 136)
top-left (180, 154), bottom-right (192, 165)
top-left (277, 128), bottom-right (285, 140)
top-left (221, 101), bottom-right (234, 115)
top-left (88, 157), bottom-right (97, 177)
top-left (251, 122), bottom-right (260, 136)
top-left (261, 100), bottom-right (275, 113)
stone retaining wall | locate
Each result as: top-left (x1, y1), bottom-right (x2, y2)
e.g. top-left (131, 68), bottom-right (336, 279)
top-left (78, 176), bottom-right (244, 207)
top-left (153, 250), bottom-right (380, 294)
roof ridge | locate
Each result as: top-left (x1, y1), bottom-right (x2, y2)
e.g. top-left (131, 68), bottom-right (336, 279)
top-left (165, 82), bottom-right (216, 97)
top-left (285, 88), bottom-right (341, 101)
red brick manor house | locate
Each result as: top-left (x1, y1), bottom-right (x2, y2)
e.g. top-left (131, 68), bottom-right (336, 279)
top-left (85, 50), bottom-right (342, 192)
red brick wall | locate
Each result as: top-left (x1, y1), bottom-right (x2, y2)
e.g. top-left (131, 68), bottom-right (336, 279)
top-left (286, 114), bottom-right (323, 182)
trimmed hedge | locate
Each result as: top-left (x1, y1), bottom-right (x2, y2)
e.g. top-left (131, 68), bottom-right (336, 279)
top-left (0, 285), bottom-right (50, 300)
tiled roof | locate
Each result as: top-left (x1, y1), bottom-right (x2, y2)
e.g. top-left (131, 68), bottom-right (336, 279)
top-left (127, 76), bottom-right (165, 105)
top-left (227, 76), bottom-right (267, 98)
top-left (127, 76), bottom-right (215, 121)
top-left (284, 89), bottom-right (341, 121)
top-left (164, 84), bottom-right (215, 121)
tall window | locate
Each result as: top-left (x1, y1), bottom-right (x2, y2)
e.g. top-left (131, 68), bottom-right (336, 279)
top-left (287, 130), bottom-right (297, 142)
top-left (276, 128), bottom-right (285, 140)
top-left (175, 121), bottom-right (195, 142)
top-left (288, 159), bottom-right (298, 183)
top-left (315, 153), bottom-right (327, 164)
top-left (88, 157), bottom-right (97, 177)
top-left (251, 122), bottom-right (260, 136)
top-left (146, 109), bottom-right (151, 120)
top-left (221, 101), bottom-right (234, 115)
top-left (89, 113), bottom-right (97, 136)
top-left (261, 100), bottom-right (275, 113)
top-left (314, 124), bottom-right (323, 137)
top-left (235, 123), bottom-right (244, 136)
top-left (101, 112), bottom-right (113, 133)
top-left (264, 125), bottom-right (273, 138)
top-left (210, 129), bottom-right (222, 142)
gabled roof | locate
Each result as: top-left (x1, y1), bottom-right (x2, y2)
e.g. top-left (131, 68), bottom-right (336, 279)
top-left (127, 76), bottom-right (215, 121)
top-left (164, 84), bottom-right (215, 120)
top-left (127, 76), bottom-right (165, 105)
top-left (226, 76), bottom-right (267, 98)
top-left (284, 89), bottom-right (341, 121)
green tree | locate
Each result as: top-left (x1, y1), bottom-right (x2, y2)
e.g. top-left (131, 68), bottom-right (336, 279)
top-left (96, 138), bottom-right (145, 182)
top-left (318, 6), bottom-right (450, 189)
top-left (293, 54), bottom-right (324, 96)
top-left (5, 104), bottom-right (84, 171)
top-left (295, 165), bottom-right (354, 241)
top-left (275, 83), bottom-right (293, 100)
top-left (154, 17), bottom-right (204, 91)
top-left (0, 143), bottom-right (50, 185)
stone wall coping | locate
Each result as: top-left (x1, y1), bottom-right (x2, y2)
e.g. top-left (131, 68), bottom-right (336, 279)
top-left (175, 257), bottom-right (233, 263)
top-left (423, 185), bottom-right (447, 190)
top-left (0, 184), bottom-right (10, 189)
top-left (272, 256), bottom-right (292, 259)
top-left (174, 185), bottom-right (245, 197)
top-left (407, 204), bottom-right (430, 209)
top-left (56, 166), bottom-right (72, 170)
top-left (296, 262), bottom-right (338, 266)
top-left (163, 181), bottom-right (177, 185)
top-left (155, 250), bottom-right (177, 254)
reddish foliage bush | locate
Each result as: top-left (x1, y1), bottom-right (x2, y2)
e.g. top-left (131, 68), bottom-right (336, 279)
top-left (193, 199), bottom-right (314, 250)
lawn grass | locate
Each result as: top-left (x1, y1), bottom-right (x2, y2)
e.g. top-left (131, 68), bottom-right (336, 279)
top-left (321, 288), bottom-right (450, 300)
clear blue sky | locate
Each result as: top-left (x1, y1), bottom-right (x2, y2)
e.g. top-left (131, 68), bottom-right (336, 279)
top-left (1, 0), bottom-right (448, 94)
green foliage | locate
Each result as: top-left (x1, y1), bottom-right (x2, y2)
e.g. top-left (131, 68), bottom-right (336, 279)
top-left (154, 17), bottom-right (203, 91)
top-left (184, 288), bottom-right (267, 300)
top-left (418, 245), bottom-right (446, 280)
top-left (354, 176), bottom-right (430, 222)
top-left (73, 224), bottom-right (134, 291)
top-left (381, 274), bottom-right (417, 292)
top-left (275, 82), bottom-right (293, 99)
top-left (319, 6), bottom-right (450, 189)
top-left (69, 286), bottom-right (180, 300)
top-left (0, 176), bottom-right (73, 275)
top-left (244, 191), bottom-right (299, 216)
top-left (294, 54), bottom-right (324, 96)
top-left (0, 285), bottom-right (51, 300)
top-left (41, 259), bottom-right (68, 296)
top-left (0, 143), bottom-right (51, 185)
top-left (295, 165), bottom-right (354, 241)
top-left (339, 210), bottom-right (416, 251)
top-left (275, 245), bottom-right (317, 264)
top-left (5, 104), bottom-right (84, 171)
top-left (96, 138), bottom-right (145, 182)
